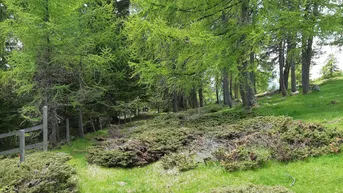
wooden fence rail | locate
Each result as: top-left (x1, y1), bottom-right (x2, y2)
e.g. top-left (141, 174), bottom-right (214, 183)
top-left (0, 106), bottom-right (48, 162)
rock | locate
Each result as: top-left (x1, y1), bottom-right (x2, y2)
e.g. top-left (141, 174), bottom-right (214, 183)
top-left (234, 99), bottom-right (242, 103)
top-left (117, 181), bottom-right (127, 186)
top-left (312, 85), bottom-right (320, 91)
top-left (291, 90), bottom-right (299, 96)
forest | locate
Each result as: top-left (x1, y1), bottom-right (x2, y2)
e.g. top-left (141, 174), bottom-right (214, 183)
top-left (1, 0), bottom-right (343, 192)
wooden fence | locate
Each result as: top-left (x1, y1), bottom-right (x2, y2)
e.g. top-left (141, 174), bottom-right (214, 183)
top-left (0, 106), bottom-right (48, 162)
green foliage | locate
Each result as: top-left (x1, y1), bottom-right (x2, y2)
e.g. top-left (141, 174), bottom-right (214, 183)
top-left (214, 116), bottom-right (342, 171)
top-left (0, 152), bottom-right (76, 193)
top-left (320, 54), bottom-right (342, 80)
top-left (87, 126), bottom-right (193, 168)
top-left (53, 80), bottom-right (343, 193)
top-left (88, 147), bottom-right (139, 168)
top-left (161, 152), bottom-right (198, 172)
top-left (87, 103), bottom-right (342, 172)
top-left (214, 146), bottom-right (270, 172)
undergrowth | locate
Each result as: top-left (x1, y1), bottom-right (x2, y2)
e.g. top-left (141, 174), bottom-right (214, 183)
top-left (87, 106), bottom-right (343, 172)
top-left (0, 152), bottom-right (77, 193)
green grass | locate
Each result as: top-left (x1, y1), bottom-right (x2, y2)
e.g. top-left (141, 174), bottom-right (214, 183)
top-left (57, 137), bottom-right (343, 193)
top-left (56, 78), bottom-right (343, 193)
top-left (255, 78), bottom-right (343, 130)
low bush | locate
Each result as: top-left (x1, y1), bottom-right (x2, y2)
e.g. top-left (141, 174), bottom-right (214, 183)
top-left (213, 116), bottom-right (343, 171)
top-left (161, 152), bottom-right (198, 172)
top-left (0, 152), bottom-right (76, 193)
top-left (213, 146), bottom-right (270, 172)
top-left (87, 107), bottom-right (342, 172)
top-left (87, 127), bottom-right (195, 168)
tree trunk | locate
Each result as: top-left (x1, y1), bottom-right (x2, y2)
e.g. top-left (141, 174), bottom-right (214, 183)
top-left (55, 114), bottom-right (60, 142)
top-left (302, 36), bottom-right (313, 94)
top-left (199, 87), bottom-right (204, 107)
top-left (90, 117), bottom-right (96, 132)
top-left (248, 53), bottom-right (257, 107)
top-left (301, 3), bottom-right (317, 94)
top-left (222, 68), bottom-right (233, 108)
top-left (287, 38), bottom-right (297, 92)
top-left (291, 62), bottom-right (297, 92)
top-left (252, 72), bottom-right (257, 94)
top-left (284, 39), bottom-right (291, 90)
top-left (78, 108), bottom-right (84, 138)
top-left (172, 91), bottom-right (178, 112)
top-left (229, 76), bottom-right (233, 99)
top-left (234, 83), bottom-right (239, 99)
top-left (99, 117), bottom-right (103, 130)
top-left (190, 88), bottom-right (199, 109)
top-left (279, 41), bottom-right (288, 97)
top-left (179, 94), bottom-right (186, 110)
top-left (50, 107), bottom-right (58, 145)
top-left (283, 61), bottom-right (291, 90)
top-left (215, 75), bottom-right (220, 104)
top-left (238, 0), bottom-right (256, 110)
top-left (124, 110), bottom-right (127, 124)
top-left (118, 112), bottom-right (121, 125)
top-left (239, 80), bottom-right (247, 106)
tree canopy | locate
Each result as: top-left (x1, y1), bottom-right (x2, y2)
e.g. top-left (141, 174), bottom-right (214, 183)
top-left (0, 0), bottom-right (343, 144)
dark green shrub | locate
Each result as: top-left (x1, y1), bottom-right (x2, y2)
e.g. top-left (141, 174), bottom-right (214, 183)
top-left (87, 110), bottom-right (342, 172)
top-left (87, 127), bottom-right (195, 168)
top-left (161, 152), bottom-right (198, 172)
top-left (213, 116), bottom-right (343, 171)
top-left (88, 147), bottom-right (139, 168)
top-left (213, 146), bottom-right (271, 172)
top-left (0, 152), bottom-right (76, 193)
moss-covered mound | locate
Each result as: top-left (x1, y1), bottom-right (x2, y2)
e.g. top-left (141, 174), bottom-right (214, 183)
top-left (214, 116), bottom-right (342, 171)
top-left (0, 152), bottom-right (76, 193)
top-left (151, 105), bottom-right (254, 130)
top-left (209, 184), bottom-right (293, 193)
top-left (87, 127), bottom-right (195, 167)
top-left (87, 105), bottom-right (343, 172)
top-left (161, 152), bottom-right (198, 172)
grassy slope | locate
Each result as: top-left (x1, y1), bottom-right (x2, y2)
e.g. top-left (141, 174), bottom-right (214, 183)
top-left (256, 78), bottom-right (343, 130)
top-left (58, 78), bottom-right (343, 193)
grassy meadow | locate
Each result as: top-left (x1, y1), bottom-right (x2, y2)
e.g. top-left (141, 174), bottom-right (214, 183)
top-left (53, 78), bottom-right (343, 193)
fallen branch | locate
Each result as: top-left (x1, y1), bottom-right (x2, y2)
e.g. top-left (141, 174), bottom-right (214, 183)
top-left (286, 173), bottom-right (296, 187)
top-left (327, 118), bottom-right (341, 125)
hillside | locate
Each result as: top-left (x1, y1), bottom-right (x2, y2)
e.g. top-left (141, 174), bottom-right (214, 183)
top-left (2, 78), bottom-right (343, 193)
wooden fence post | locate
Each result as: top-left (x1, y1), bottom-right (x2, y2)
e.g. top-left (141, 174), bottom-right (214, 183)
top-left (43, 106), bottom-right (48, 151)
top-left (66, 118), bottom-right (70, 144)
top-left (19, 130), bottom-right (25, 163)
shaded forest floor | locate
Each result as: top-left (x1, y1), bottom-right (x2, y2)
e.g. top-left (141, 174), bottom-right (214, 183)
top-left (52, 78), bottom-right (343, 193)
